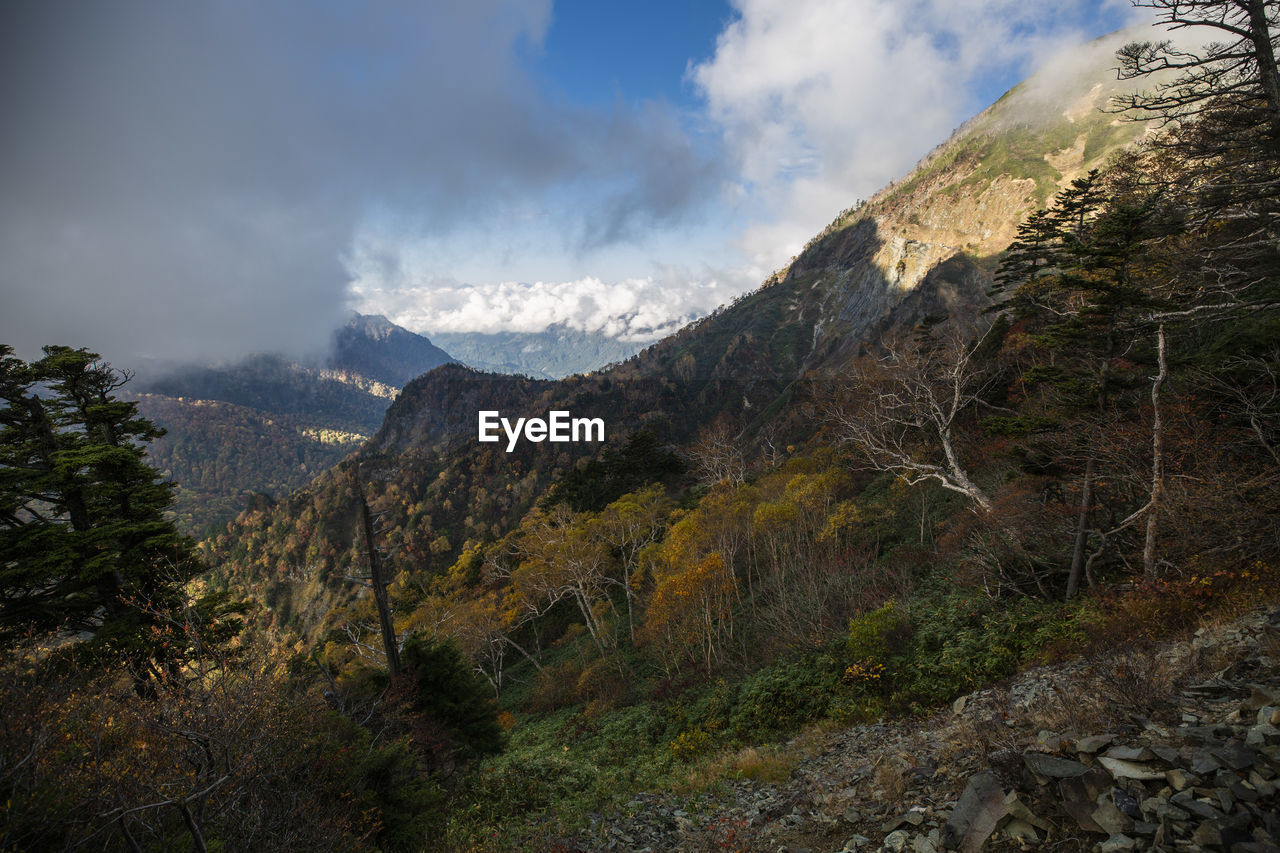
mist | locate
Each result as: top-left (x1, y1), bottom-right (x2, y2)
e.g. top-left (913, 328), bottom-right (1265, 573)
top-left (0, 1), bottom-right (723, 368)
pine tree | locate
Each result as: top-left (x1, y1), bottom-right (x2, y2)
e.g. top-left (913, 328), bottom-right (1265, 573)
top-left (995, 162), bottom-right (1171, 596)
top-left (0, 345), bottom-right (202, 661)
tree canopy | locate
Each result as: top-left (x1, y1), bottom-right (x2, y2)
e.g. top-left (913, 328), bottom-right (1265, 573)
top-left (0, 345), bottom-right (202, 663)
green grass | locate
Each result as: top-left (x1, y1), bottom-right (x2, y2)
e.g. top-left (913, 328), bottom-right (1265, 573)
top-left (444, 578), bottom-right (1094, 849)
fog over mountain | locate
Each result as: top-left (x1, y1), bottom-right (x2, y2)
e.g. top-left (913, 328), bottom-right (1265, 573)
top-left (2, 0), bottom-right (1148, 371)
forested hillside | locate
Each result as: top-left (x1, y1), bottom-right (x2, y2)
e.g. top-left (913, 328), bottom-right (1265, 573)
top-left (134, 314), bottom-right (453, 532)
top-left (205, 29), bottom-right (1165, 647)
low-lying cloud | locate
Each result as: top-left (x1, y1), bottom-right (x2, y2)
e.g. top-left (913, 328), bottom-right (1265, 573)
top-left (351, 272), bottom-right (747, 343)
top-left (0, 1), bottom-right (723, 367)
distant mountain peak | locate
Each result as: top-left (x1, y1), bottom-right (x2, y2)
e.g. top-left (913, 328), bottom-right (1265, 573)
top-left (330, 314), bottom-right (454, 388)
top-left (343, 312), bottom-right (398, 341)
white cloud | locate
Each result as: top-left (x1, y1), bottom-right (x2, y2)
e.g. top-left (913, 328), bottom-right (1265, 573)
top-left (0, 0), bottom-right (724, 365)
top-left (348, 256), bottom-right (750, 342)
top-left (690, 0), bottom-right (1144, 271)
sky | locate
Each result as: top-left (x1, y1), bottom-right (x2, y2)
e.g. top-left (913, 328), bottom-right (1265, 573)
top-left (0, 0), bottom-right (1151, 369)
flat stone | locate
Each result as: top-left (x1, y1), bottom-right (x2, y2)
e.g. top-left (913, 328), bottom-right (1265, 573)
top-left (1232, 780), bottom-right (1260, 803)
top-left (1165, 768), bottom-right (1201, 791)
top-left (1098, 756), bottom-right (1167, 780)
top-left (1150, 744), bottom-right (1181, 764)
top-left (1001, 818), bottom-right (1039, 844)
top-left (1184, 682), bottom-right (1229, 697)
top-left (882, 829), bottom-right (909, 852)
top-left (1111, 787), bottom-right (1141, 819)
top-left (1192, 822), bottom-right (1223, 848)
top-left (1003, 791), bottom-right (1051, 831)
top-left (1248, 771), bottom-right (1276, 797)
top-left (1061, 768), bottom-right (1114, 805)
top-left (1241, 687), bottom-right (1280, 713)
top-left (1191, 749), bottom-right (1223, 775)
top-left (1211, 741), bottom-right (1259, 770)
top-left (1076, 734), bottom-right (1116, 754)
top-left (881, 815), bottom-right (909, 833)
top-left (1063, 797), bottom-right (1105, 833)
top-left (1154, 802), bottom-right (1190, 822)
top-left (1035, 730), bottom-right (1068, 752)
top-left (1247, 723), bottom-right (1280, 748)
top-left (910, 835), bottom-right (937, 853)
top-left (1105, 746), bottom-right (1156, 762)
top-left (941, 771), bottom-right (1008, 853)
top-left (1210, 787), bottom-right (1234, 812)
top-left (1098, 833), bottom-right (1136, 852)
top-left (1091, 800), bottom-right (1135, 835)
top-left (1024, 752), bottom-right (1091, 779)
top-left (1170, 791), bottom-right (1225, 821)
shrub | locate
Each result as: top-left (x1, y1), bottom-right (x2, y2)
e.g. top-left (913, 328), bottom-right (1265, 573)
top-left (401, 634), bottom-right (505, 759)
top-left (669, 726), bottom-right (713, 759)
top-left (889, 591), bottom-right (1081, 710)
top-left (527, 660), bottom-right (582, 713)
top-left (577, 657), bottom-right (629, 715)
top-left (728, 657), bottom-right (838, 740)
top-left (844, 599), bottom-right (911, 697)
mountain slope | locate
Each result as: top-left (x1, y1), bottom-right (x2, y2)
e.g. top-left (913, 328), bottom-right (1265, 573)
top-left (205, 29), bottom-right (1168, 643)
top-left (332, 313), bottom-right (454, 387)
top-left (137, 315), bottom-right (453, 532)
top-left (793, 33), bottom-right (1152, 362)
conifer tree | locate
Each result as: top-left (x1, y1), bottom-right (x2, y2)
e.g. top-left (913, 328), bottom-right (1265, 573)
top-left (0, 345), bottom-right (201, 661)
top-left (995, 164), bottom-right (1169, 596)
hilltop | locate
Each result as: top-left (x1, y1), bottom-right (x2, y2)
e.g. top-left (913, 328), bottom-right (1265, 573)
top-left (134, 314), bottom-right (453, 532)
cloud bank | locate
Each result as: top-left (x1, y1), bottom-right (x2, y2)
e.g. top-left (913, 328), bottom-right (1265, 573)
top-left (2, 0), bottom-right (1154, 367)
top-left (350, 270), bottom-right (746, 343)
top-left (357, 0), bottom-right (1148, 341)
top-left (0, 1), bottom-right (723, 366)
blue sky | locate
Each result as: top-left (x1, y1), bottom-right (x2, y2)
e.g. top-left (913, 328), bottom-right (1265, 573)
top-left (0, 0), bottom-right (1151, 365)
top-left (539, 0), bottom-right (733, 109)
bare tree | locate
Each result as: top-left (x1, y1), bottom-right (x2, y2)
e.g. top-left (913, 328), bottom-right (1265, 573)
top-left (687, 417), bottom-right (749, 486)
top-left (1115, 0), bottom-right (1280, 137)
top-left (829, 327), bottom-right (1002, 512)
top-left (1114, 0), bottom-right (1280, 295)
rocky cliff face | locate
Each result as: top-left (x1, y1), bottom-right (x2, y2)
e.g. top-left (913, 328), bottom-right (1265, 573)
top-left (777, 28), bottom-right (1159, 367)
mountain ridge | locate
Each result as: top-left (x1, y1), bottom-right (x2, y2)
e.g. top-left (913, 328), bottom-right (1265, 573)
top-left (136, 313), bottom-right (454, 531)
top-left (205, 28), bottom-right (1171, 644)
top-left (428, 324), bottom-right (657, 380)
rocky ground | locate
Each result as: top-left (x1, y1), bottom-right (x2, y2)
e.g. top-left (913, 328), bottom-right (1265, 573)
top-left (567, 607), bottom-right (1280, 852)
